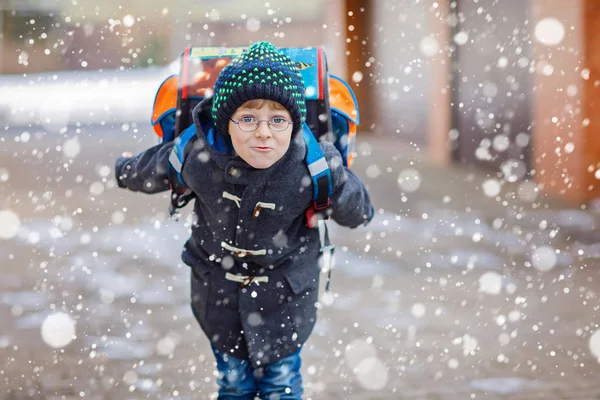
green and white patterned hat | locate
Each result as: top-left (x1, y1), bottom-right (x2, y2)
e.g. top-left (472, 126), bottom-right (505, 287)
top-left (211, 41), bottom-right (306, 135)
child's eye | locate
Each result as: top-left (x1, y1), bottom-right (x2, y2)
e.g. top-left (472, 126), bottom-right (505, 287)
top-left (240, 116), bottom-right (257, 123)
top-left (271, 117), bottom-right (285, 124)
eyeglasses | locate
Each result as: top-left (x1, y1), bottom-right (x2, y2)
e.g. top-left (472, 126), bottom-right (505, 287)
top-left (230, 116), bottom-right (292, 132)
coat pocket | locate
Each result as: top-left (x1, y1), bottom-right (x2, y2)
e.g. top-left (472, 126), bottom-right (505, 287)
top-left (190, 266), bottom-right (210, 322)
top-left (284, 264), bottom-right (319, 295)
top-left (284, 264), bottom-right (319, 335)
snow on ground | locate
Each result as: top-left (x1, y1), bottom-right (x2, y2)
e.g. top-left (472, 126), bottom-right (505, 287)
top-left (0, 64), bottom-right (179, 127)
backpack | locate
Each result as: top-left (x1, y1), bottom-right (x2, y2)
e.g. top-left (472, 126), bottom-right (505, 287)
top-left (151, 47), bottom-right (360, 291)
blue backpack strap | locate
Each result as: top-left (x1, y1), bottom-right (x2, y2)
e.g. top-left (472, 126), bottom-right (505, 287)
top-left (303, 123), bottom-right (335, 293)
top-left (168, 125), bottom-right (197, 189)
top-left (302, 123), bottom-right (332, 211)
top-left (167, 125), bottom-right (198, 217)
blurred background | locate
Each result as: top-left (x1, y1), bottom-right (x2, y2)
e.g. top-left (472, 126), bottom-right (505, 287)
top-left (2, 0), bottom-right (599, 204)
top-left (2, 0), bottom-right (600, 399)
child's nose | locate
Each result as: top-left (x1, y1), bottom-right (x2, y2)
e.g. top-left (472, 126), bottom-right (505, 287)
top-left (255, 121), bottom-right (272, 138)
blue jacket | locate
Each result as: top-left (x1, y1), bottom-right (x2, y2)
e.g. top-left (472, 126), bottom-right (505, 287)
top-left (115, 98), bottom-right (374, 367)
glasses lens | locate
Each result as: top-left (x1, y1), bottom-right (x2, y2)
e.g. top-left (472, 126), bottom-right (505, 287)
top-left (238, 118), bottom-right (258, 132)
top-left (269, 118), bottom-right (289, 132)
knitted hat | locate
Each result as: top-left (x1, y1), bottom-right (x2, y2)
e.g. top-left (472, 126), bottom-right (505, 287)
top-left (211, 41), bottom-right (306, 136)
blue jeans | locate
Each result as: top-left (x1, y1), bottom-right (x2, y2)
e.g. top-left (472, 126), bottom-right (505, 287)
top-left (211, 344), bottom-right (303, 400)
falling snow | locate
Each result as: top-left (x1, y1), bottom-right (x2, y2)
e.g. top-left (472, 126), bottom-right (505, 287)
top-left (40, 312), bottom-right (76, 349)
top-left (1, 1), bottom-right (600, 399)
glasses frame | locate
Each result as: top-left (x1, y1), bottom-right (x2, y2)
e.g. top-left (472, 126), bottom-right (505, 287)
top-left (230, 117), bottom-right (292, 133)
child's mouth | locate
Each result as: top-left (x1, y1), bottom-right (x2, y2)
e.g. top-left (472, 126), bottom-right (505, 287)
top-left (252, 147), bottom-right (272, 152)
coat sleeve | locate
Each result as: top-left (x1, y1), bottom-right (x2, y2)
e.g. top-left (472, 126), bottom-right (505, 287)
top-left (114, 141), bottom-right (175, 194)
top-left (321, 142), bottom-right (375, 228)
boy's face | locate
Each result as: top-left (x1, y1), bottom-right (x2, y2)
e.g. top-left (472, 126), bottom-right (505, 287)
top-left (228, 100), bottom-right (293, 169)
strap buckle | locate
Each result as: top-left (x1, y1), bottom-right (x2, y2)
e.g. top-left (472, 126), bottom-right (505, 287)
top-left (305, 199), bottom-right (330, 228)
top-left (169, 189), bottom-right (194, 220)
top-left (313, 199), bottom-right (330, 211)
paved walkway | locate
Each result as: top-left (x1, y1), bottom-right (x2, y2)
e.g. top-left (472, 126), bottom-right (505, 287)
top-left (1, 127), bottom-right (600, 399)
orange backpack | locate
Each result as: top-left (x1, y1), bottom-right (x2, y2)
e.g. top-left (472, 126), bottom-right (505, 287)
top-left (151, 47), bottom-right (359, 168)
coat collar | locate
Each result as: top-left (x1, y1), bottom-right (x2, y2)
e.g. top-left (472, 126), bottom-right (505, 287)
top-left (192, 98), bottom-right (306, 186)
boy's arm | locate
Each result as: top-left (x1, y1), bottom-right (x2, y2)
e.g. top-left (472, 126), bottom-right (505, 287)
top-left (321, 143), bottom-right (375, 228)
top-left (115, 141), bottom-right (175, 194)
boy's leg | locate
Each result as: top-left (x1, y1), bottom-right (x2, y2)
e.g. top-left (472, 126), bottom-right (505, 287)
top-left (256, 349), bottom-right (303, 400)
top-left (212, 344), bottom-right (258, 399)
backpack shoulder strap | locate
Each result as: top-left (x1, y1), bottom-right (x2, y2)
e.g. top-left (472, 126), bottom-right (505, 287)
top-left (167, 124), bottom-right (198, 217)
top-left (303, 123), bottom-right (335, 293)
top-left (303, 123), bottom-right (332, 228)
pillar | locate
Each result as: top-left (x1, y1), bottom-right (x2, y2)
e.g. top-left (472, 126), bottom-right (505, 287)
top-left (345, 0), bottom-right (375, 131)
top-left (532, 0), bottom-right (600, 204)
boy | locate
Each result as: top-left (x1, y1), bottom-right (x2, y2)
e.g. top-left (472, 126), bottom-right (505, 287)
top-left (115, 41), bottom-right (374, 399)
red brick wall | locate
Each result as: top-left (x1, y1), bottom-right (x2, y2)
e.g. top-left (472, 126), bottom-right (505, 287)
top-left (584, 0), bottom-right (600, 200)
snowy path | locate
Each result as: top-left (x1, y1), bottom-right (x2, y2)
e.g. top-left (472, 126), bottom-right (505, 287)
top-left (1, 123), bottom-right (600, 399)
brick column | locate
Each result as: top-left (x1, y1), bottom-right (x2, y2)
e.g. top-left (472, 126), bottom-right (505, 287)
top-left (532, 0), bottom-right (600, 204)
top-left (582, 1), bottom-right (600, 201)
top-left (345, 0), bottom-right (374, 131)
top-left (427, 0), bottom-right (451, 165)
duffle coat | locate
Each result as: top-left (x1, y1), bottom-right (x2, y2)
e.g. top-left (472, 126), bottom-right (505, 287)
top-left (115, 98), bottom-right (374, 368)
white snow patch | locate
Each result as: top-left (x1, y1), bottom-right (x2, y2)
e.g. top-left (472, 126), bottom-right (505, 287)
top-left (246, 18), bottom-right (261, 32)
top-left (0, 336), bottom-right (11, 349)
top-left (518, 181), bottom-right (538, 202)
top-left (156, 333), bottom-right (179, 356)
top-left (397, 168), bottom-right (422, 193)
top-left (89, 181), bottom-right (105, 196)
top-left (123, 370), bottom-right (138, 385)
top-left (1, 291), bottom-right (50, 309)
top-left (99, 288), bottom-right (115, 305)
top-left (454, 31), bottom-right (469, 45)
top-left (0, 209), bottom-right (21, 239)
top-left (41, 312), bottom-right (76, 348)
top-left (62, 137), bottom-right (81, 158)
top-left (500, 159), bottom-right (527, 182)
top-left (482, 179), bottom-right (501, 197)
top-left (411, 303), bottom-right (426, 318)
top-left (420, 36), bottom-right (439, 57)
top-left (86, 336), bottom-right (153, 360)
top-left (479, 271), bottom-right (503, 295)
top-left (123, 14), bottom-right (136, 27)
top-left (353, 357), bottom-right (388, 391)
top-left (0, 167), bottom-right (9, 182)
top-left (531, 245), bottom-right (557, 271)
top-left (454, 334), bottom-right (478, 356)
top-left (0, 67), bottom-right (167, 126)
top-left (471, 377), bottom-right (546, 395)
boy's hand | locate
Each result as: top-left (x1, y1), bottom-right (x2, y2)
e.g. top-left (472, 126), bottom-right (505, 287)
top-left (121, 151), bottom-right (133, 158)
